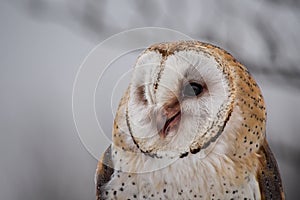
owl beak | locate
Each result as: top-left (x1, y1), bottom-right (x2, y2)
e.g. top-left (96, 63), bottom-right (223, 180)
top-left (156, 100), bottom-right (181, 138)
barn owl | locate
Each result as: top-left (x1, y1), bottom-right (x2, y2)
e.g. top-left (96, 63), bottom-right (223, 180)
top-left (96, 41), bottom-right (285, 200)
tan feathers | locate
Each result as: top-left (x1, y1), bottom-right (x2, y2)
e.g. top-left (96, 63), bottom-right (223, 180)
top-left (96, 41), bottom-right (284, 200)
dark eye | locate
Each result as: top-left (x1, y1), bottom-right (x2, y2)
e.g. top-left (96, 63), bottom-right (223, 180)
top-left (182, 82), bottom-right (203, 97)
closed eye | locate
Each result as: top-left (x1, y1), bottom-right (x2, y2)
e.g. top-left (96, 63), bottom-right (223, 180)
top-left (136, 85), bottom-right (147, 104)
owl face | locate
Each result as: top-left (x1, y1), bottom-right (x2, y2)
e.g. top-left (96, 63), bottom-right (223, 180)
top-left (126, 42), bottom-right (233, 157)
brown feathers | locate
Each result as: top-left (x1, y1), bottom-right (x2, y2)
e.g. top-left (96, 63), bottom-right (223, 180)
top-left (257, 140), bottom-right (285, 200)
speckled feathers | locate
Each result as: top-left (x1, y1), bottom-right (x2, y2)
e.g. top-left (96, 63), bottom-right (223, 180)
top-left (96, 41), bottom-right (285, 200)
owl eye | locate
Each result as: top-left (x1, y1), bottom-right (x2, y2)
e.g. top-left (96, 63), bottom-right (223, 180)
top-left (182, 82), bottom-right (203, 97)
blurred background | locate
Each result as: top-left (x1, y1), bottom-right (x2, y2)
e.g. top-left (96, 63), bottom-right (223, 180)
top-left (1, 0), bottom-right (299, 199)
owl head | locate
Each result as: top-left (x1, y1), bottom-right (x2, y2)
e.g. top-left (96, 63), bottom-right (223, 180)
top-left (123, 41), bottom-right (266, 158)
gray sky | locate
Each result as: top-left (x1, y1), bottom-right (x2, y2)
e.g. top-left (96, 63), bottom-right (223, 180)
top-left (1, 1), bottom-right (299, 199)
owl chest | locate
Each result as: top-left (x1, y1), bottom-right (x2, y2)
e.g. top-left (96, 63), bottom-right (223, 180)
top-left (103, 154), bottom-right (261, 200)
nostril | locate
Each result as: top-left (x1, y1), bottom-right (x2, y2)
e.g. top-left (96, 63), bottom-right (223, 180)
top-left (149, 100), bottom-right (181, 137)
top-left (165, 100), bottom-right (180, 113)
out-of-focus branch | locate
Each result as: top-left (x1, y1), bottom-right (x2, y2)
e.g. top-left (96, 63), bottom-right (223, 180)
top-left (7, 0), bottom-right (300, 89)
